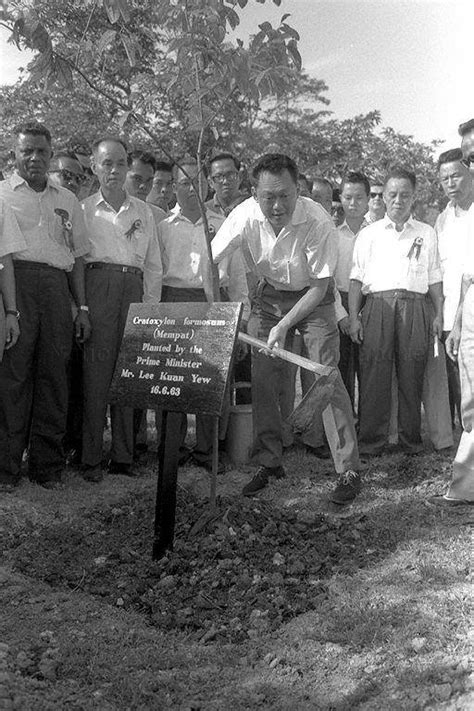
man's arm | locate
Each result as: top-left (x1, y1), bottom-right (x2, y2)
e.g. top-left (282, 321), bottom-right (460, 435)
top-left (266, 278), bottom-right (329, 350)
top-left (348, 279), bottom-right (364, 344)
top-left (428, 281), bottom-right (444, 339)
top-left (0, 254), bottom-right (20, 349)
top-left (446, 275), bottom-right (472, 360)
top-left (68, 257), bottom-right (91, 343)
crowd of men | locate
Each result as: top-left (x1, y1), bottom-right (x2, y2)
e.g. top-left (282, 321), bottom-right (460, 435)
top-left (0, 117), bottom-right (473, 508)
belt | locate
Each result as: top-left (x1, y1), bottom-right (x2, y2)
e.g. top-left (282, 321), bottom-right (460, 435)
top-left (86, 262), bottom-right (142, 276)
top-left (13, 260), bottom-right (64, 272)
top-left (368, 290), bottom-right (427, 300)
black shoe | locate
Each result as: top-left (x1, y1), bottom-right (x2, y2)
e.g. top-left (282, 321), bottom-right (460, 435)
top-left (330, 470), bottom-right (361, 504)
top-left (82, 465), bottom-right (104, 483)
top-left (108, 461), bottom-right (136, 477)
top-left (242, 465), bottom-right (285, 496)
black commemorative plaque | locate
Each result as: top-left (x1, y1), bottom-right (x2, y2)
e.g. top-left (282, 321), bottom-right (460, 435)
top-left (108, 301), bottom-right (243, 560)
top-left (109, 301), bottom-right (243, 415)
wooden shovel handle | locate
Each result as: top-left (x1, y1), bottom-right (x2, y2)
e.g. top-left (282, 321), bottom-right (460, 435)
top-left (238, 332), bottom-right (335, 377)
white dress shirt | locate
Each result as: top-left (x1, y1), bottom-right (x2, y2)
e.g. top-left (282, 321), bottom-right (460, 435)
top-left (351, 216), bottom-right (442, 294)
top-left (82, 191), bottom-right (162, 303)
top-left (0, 197), bottom-right (27, 258)
top-left (0, 172), bottom-right (89, 270)
top-left (211, 196), bottom-right (338, 291)
top-left (436, 201), bottom-right (474, 330)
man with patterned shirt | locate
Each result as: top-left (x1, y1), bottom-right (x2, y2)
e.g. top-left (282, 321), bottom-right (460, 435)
top-left (158, 157), bottom-right (249, 470)
top-left (212, 154), bottom-right (361, 504)
top-left (81, 137), bottom-right (162, 482)
top-left (349, 167), bottom-right (444, 455)
top-left (0, 121), bottom-right (90, 489)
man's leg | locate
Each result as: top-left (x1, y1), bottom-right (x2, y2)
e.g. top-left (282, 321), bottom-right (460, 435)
top-left (28, 268), bottom-right (72, 483)
top-left (109, 272), bottom-right (143, 467)
top-left (82, 270), bottom-right (124, 469)
top-left (300, 303), bottom-right (359, 474)
top-left (441, 330), bottom-right (462, 427)
top-left (395, 297), bottom-right (429, 452)
top-left (0, 267), bottom-right (39, 485)
top-left (358, 296), bottom-right (395, 453)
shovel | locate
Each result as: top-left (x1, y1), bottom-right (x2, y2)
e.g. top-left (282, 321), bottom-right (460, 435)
top-left (237, 332), bottom-right (339, 436)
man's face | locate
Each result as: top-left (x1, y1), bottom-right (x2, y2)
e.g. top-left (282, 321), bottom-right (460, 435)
top-left (461, 130), bottom-right (474, 173)
top-left (124, 159), bottom-right (155, 201)
top-left (368, 184), bottom-right (386, 220)
top-left (311, 183), bottom-right (333, 214)
top-left (49, 156), bottom-right (85, 196)
top-left (439, 161), bottom-right (472, 206)
top-left (15, 132), bottom-right (52, 188)
top-left (253, 169), bottom-right (298, 232)
top-left (92, 140), bottom-right (128, 193)
top-left (209, 158), bottom-right (240, 206)
top-left (383, 178), bottom-right (415, 225)
top-left (340, 182), bottom-right (369, 220)
top-left (148, 170), bottom-right (174, 210)
top-left (174, 164), bottom-right (201, 212)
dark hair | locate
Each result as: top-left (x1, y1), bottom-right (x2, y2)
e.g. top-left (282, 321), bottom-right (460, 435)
top-left (155, 160), bottom-right (173, 174)
top-left (437, 148), bottom-right (464, 169)
top-left (91, 135), bottom-right (129, 159)
top-left (458, 119), bottom-right (474, 137)
top-left (172, 156), bottom-right (199, 179)
top-left (340, 170), bottom-right (370, 197)
top-left (298, 173), bottom-right (313, 192)
top-left (13, 121), bottom-right (52, 145)
top-left (311, 177), bottom-right (333, 192)
top-left (251, 153), bottom-right (298, 185)
top-left (208, 152), bottom-right (240, 172)
top-left (128, 149), bottom-right (156, 170)
top-left (384, 167), bottom-right (416, 190)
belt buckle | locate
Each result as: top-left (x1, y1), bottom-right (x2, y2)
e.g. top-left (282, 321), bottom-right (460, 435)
top-left (122, 266), bottom-right (128, 273)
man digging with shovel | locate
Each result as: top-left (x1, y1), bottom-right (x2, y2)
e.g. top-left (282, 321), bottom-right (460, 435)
top-left (212, 154), bottom-right (361, 504)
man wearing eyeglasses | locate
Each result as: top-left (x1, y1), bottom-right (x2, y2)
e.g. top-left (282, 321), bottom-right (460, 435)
top-left (48, 151), bottom-right (86, 197)
top-left (366, 182), bottom-right (386, 224)
top-left (205, 152), bottom-right (246, 217)
top-left (459, 119), bottom-right (474, 176)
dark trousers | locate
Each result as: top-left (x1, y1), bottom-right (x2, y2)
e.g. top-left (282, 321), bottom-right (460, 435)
top-left (338, 291), bottom-right (359, 410)
top-left (0, 262), bottom-right (72, 484)
top-left (64, 338), bottom-right (83, 456)
top-left (82, 268), bottom-right (143, 467)
top-left (441, 330), bottom-right (462, 427)
top-left (247, 282), bottom-right (359, 473)
top-left (358, 291), bottom-right (430, 453)
top-left (159, 286), bottom-right (215, 465)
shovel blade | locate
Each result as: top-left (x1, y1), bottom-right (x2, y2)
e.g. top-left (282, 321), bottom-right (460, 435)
top-left (288, 370), bottom-right (339, 436)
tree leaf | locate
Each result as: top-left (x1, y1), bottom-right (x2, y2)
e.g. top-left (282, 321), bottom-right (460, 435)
top-left (121, 35), bottom-right (136, 67)
top-left (97, 29), bottom-right (116, 55)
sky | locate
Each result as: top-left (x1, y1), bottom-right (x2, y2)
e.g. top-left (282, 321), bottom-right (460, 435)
top-left (0, 0), bottom-right (471, 155)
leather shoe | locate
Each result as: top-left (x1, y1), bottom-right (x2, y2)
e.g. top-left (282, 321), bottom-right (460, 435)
top-left (429, 495), bottom-right (473, 507)
top-left (108, 461), bottom-right (136, 477)
top-left (242, 465), bottom-right (285, 496)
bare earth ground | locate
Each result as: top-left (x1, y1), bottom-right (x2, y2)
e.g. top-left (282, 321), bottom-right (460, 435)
top-left (0, 431), bottom-right (473, 710)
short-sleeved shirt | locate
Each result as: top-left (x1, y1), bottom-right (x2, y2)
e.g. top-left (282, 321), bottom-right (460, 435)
top-left (0, 197), bottom-right (27, 258)
top-left (350, 215), bottom-right (442, 294)
top-left (211, 196), bottom-right (338, 291)
top-left (204, 193), bottom-right (247, 218)
top-left (82, 191), bottom-right (162, 303)
top-left (436, 201), bottom-right (474, 330)
top-left (335, 219), bottom-right (368, 293)
top-left (0, 172), bottom-right (89, 271)
top-left (158, 205), bottom-right (249, 316)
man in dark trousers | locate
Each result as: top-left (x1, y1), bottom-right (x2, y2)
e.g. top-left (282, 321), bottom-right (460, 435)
top-left (0, 121), bottom-right (90, 489)
top-left (81, 136), bottom-right (162, 482)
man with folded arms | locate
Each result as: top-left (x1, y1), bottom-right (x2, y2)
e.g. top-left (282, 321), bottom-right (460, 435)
top-left (81, 136), bottom-right (162, 482)
top-left (349, 167), bottom-right (443, 456)
top-left (0, 121), bottom-right (90, 489)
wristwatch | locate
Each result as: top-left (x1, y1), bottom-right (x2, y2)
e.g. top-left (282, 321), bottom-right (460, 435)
top-left (6, 309), bottom-right (20, 319)
top-left (79, 305), bottom-right (89, 312)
